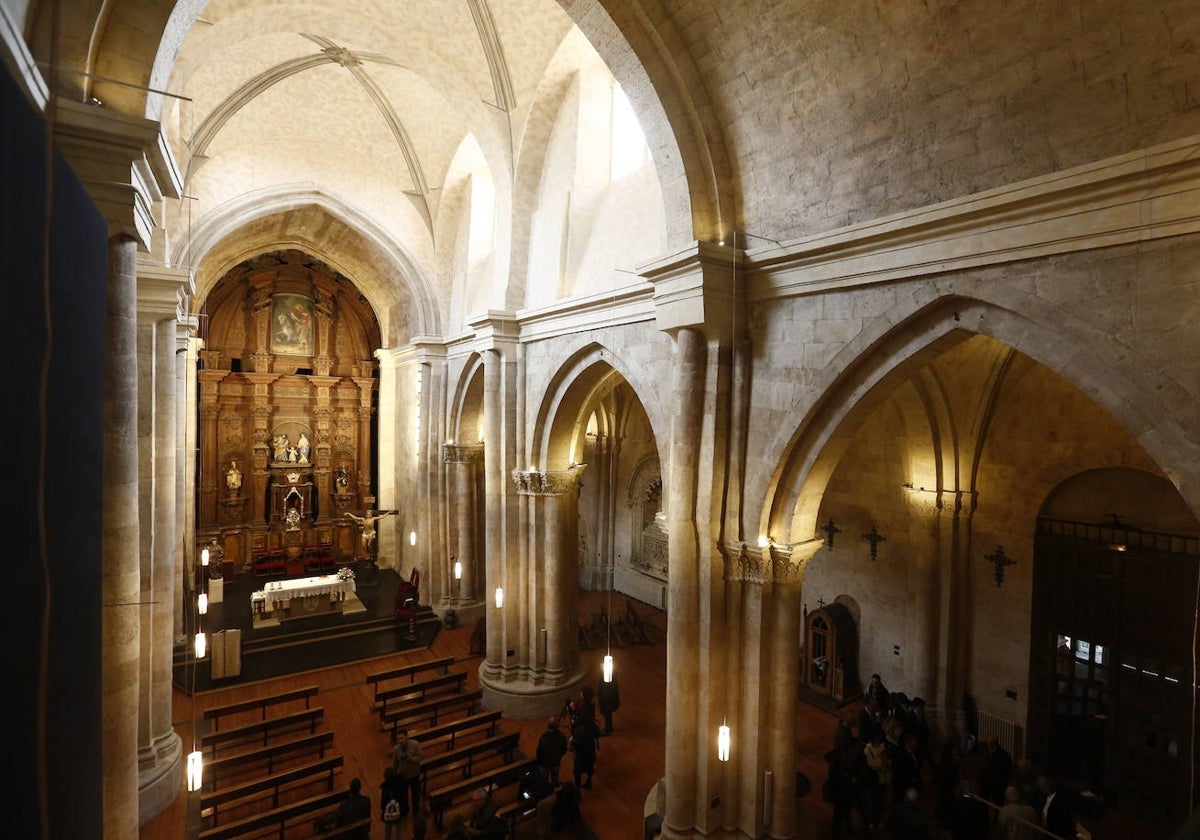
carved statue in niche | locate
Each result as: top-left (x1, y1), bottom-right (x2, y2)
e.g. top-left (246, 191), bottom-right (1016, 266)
top-left (297, 433), bottom-right (311, 464)
top-left (272, 434), bottom-right (289, 461)
top-left (225, 460), bottom-right (242, 495)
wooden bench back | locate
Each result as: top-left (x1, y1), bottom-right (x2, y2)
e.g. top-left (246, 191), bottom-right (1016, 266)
top-left (374, 670), bottom-right (468, 712)
top-left (381, 690), bottom-right (483, 739)
top-left (427, 758), bottom-right (536, 826)
top-left (196, 788), bottom-right (346, 840)
top-left (420, 730), bottom-right (520, 788)
top-left (366, 655), bottom-right (454, 694)
top-left (411, 709), bottom-right (503, 752)
top-left (200, 754), bottom-right (344, 824)
top-left (201, 706), bottom-right (325, 755)
top-left (204, 685), bottom-right (320, 731)
top-left (205, 731), bottom-right (336, 790)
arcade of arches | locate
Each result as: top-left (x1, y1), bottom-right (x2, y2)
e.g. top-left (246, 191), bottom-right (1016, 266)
top-left (9, 1), bottom-right (1200, 838)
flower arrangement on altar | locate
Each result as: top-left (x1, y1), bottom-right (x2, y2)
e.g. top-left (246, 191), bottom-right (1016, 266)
top-left (336, 567), bottom-right (356, 581)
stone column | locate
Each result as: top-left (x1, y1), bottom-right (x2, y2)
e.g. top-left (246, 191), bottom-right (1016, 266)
top-left (444, 443), bottom-right (484, 604)
top-left (136, 311), bottom-right (183, 821)
top-left (481, 350), bottom-right (505, 677)
top-left (103, 236), bottom-right (142, 840)
top-left (662, 327), bottom-right (706, 836)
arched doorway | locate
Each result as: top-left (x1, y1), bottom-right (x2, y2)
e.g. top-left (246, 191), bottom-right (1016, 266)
top-left (1028, 468), bottom-right (1200, 826)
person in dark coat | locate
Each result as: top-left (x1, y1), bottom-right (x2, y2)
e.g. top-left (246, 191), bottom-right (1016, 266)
top-left (317, 777), bottom-right (371, 838)
top-left (597, 671), bottom-right (620, 735)
top-left (536, 716), bottom-right (569, 783)
top-left (571, 713), bottom-right (600, 790)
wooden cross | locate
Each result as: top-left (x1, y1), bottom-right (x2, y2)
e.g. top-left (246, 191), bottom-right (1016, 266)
top-left (985, 545), bottom-right (1016, 587)
top-left (861, 525), bottom-right (887, 561)
top-left (821, 517), bottom-right (842, 549)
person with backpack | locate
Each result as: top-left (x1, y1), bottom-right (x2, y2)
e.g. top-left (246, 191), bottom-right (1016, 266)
top-left (379, 766), bottom-right (406, 840)
top-left (536, 717), bottom-right (569, 783)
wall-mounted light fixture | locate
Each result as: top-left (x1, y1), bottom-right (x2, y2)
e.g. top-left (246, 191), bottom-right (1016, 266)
top-left (494, 587), bottom-right (504, 608)
top-left (453, 558), bottom-right (463, 580)
top-left (717, 720), bottom-right (731, 762)
top-left (409, 530), bottom-right (417, 546)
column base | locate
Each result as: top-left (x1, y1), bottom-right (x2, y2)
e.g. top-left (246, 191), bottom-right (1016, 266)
top-left (477, 660), bottom-right (587, 719)
top-left (137, 730), bottom-right (182, 825)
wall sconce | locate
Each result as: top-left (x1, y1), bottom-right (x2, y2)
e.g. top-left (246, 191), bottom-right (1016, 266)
top-left (757, 535), bottom-right (770, 548)
top-left (861, 525), bottom-right (887, 561)
top-left (984, 545), bottom-right (1016, 587)
top-left (409, 530), bottom-right (417, 546)
top-left (186, 750), bottom-right (204, 792)
top-left (201, 547), bottom-right (210, 567)
top-left (494, 587), bottom-right (504, 608)
top-left (193, 631), bottom-right (207, 659)
top-left (198, 593), bottom-right (208, 615)
top-left (453, 559), bottom-right (463, 580)
top-left (717, 720), bottom-right (731, 762)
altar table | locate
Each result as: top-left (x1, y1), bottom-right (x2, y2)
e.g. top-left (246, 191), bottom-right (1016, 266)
top-left (251, 574), bottom-right (356, 619)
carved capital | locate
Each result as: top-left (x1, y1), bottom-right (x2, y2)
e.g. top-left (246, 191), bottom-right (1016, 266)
top-left (313, 355), bottom-right (334, 376)
top-left (721, 540), bottom-right (810, 586)
top-left (511, 465), bottom-right (587, 496)
top-left (251, 351), bottom-right (273, 373)
top-left (443, 442), bottom-right (485, 464)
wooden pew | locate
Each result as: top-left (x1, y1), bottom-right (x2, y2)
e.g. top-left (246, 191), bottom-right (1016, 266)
top-left (366, 655), bottom-right (455, 702)
top-left (205, 731), bottom-right (336, 791)
top-left (195, 788), bottom-right (346, 840)
top-left (200, 755), bottom-right (343, 827)
top-left (419, 730), bottom-right (521, 794)
top-left (372, 670), bottom-right (468, 716)
top-left (201, 707), bottom-right (325, 756)
top-left (427, 757), bottom-right (536, 829)
top-left (314, 820), bottom-right (374, 840)
top-left (410, 709), bottom-right (503, 754)
top-left (204, 685), bottom-right (320, 731)
top-left (381, 690), bottom-right (484, 741)
top-left (312, 817), bottom-right (371, 839)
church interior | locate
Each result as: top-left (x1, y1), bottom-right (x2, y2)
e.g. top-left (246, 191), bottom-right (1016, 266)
top-left (8, 0), bottom-right (1200, 838)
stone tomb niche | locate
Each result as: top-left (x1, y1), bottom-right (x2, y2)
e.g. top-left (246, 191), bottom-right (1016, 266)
top-left (802, 602), bottom-right (860, 704)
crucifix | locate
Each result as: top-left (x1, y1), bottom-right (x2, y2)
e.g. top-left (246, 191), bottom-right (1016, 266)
top-left (861, 525), bottom-right (887, 561)
top-left (821, 517), bottom-right (842, 549)
top-left (984, 545), bottom-right (1016, 587)
top-left (344, 507), bottom-right (399, 560)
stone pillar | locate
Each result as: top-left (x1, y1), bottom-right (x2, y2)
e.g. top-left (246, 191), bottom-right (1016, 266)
top-left (135, 309), bottom-right (183, 821)
top-left (479, 467), bottom-right (587, 716)
top-left (103, 236), bottom-right (142, 840)
top-left (662, 327), bottom-right (706, 836)
top-left (481, 349), bottom-right (505, 677)
top-left (443, 443), bottom-right (484, 604)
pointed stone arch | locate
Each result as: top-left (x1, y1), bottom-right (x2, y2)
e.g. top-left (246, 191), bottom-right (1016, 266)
top-left (760, 295), bottom-right (1200, 548)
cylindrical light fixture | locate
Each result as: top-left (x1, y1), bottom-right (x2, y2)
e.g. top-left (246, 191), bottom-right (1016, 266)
top-left (201, 547), bottom-right (210, 566)
top-left (603, 654), bottom-right (614, 683)
top-left (717, 721), bottom-right (731, 762)
top-left (409, 530), bottom-right (417, 546)
top-left (453, 559), bottom-right (463, 580)
top-left (494, 587), bottom-right (504, 608)
top-left (198, 593), bottom-right (208, 615)
top-left (186, 750), bottom-right (204, 792)
top-left (193, 631), bottom-right (207, 659)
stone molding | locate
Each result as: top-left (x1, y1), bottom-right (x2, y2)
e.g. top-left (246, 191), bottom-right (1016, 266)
top-left (640, 240), bottom-right (740, 336)
top-left (748, 133), bottom-right (1200, 300)
top-left (442, 442), bottom-right (484, 463)
top-left (511, 465), bottom-right (586, 496)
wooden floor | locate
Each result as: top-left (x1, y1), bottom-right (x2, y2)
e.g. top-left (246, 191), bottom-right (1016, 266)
top-left (142, 590), bottom-right (1160, 840)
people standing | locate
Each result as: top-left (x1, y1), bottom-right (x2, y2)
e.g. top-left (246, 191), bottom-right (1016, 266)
top-left (996, 785), bottom-right (1040, 840)
top-left (536, 717), bottom-right (569, 783)
top-left (390, 728), bottom-right (424, 817)
top-left (597, 670), bottom-right (620, 735)
top-left (981, 733), bottom-right (1014, 809)
top-left (317, 777), bottom-right (371, 838)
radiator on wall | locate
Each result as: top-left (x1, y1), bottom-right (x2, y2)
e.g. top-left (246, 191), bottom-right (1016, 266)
top-left (978, 710), bottom-right (1022, 758)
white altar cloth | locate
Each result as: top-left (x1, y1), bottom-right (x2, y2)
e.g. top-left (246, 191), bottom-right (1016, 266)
top-left (252, 574), bottom-right (356, 609)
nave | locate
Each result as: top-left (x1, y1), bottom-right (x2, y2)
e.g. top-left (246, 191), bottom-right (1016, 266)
top-left (143, 589), bottom-right (1154, 840)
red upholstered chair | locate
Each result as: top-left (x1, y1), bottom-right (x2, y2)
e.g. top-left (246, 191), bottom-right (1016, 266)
top-left (395, 568), bottom-right (420, 633)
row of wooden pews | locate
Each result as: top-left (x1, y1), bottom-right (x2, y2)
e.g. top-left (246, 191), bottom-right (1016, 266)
top-left (364, 656), bottom-right (538, 833)
top-left (195, 684), bottom-right (356, 840)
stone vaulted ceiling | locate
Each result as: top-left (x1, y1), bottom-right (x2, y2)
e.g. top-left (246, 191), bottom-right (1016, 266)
top-left (152, 0), bottom-right (577, 326)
